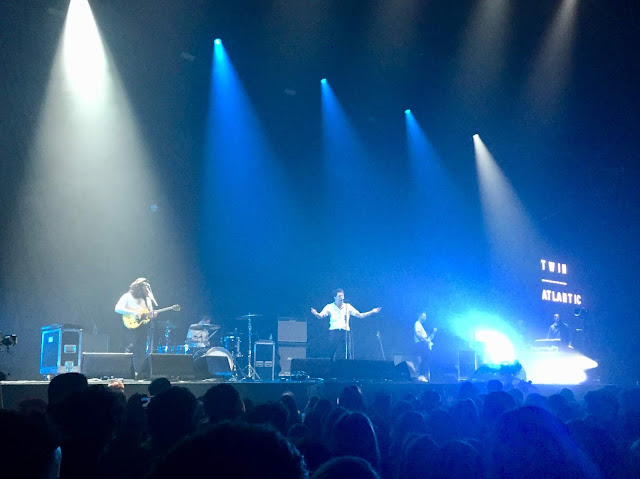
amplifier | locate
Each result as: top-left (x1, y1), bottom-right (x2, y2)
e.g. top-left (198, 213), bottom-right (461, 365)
top-left (278, 344), bottom-right (307, 375)
top-left (277, 318), bottom-right (307, 343)
top-left (254, 340), bottom-right (275, 380)
top-left (458, 349), bottom-right (477, 381)
top-left (40, 325), bottom-right (83, 376)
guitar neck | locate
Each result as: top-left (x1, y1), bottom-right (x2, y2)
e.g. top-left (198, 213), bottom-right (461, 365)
top-left (155, 306), bottom-right (174, 314)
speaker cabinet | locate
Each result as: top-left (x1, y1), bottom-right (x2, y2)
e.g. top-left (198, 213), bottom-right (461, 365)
top-left (142, 354), bottom-right (195, 380)
top-left (254, 340), bottom-right (275, 380)
top-left (458, 349), bottom-right (477, 381)
top-left (82, 352), bottom-right (134, 379)
top-left (40, 325), bottom-right (82, 376)
top-left (278, 345), bottom-right (307, 375)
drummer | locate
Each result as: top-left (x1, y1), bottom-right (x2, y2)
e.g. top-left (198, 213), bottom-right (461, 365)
top-left (186, 315), bottom-right (220, 350)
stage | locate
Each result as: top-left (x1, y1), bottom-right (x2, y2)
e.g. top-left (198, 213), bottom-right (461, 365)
top-left (0, 378), bottom-right (605, 412)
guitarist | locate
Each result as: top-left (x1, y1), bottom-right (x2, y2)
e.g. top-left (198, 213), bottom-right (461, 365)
top-left (414, 311), bottom-right (437, 382)
top-left (115, 278), bottom-right (158, 376)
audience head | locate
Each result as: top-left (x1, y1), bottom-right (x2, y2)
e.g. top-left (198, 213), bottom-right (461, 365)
top-left (428, 409), bottom-right (455, 445)
top-left (487, 379), bottom-right (504, 393)
top-left (150, 422), bottom-right (307, 479)
top-left (311, 456), bottom-right (379, 479)
top-left (483, 391), bottom-right (517, 427)
top-left (548, 393), bottom-right (573, 422)
top-left (147, 386), bottom-right (198, 452)
top-left (330, 411), bottom-right (381, 470)
top-left (392, 410), bottom-right (427, 444)
top-left (0, 409), bottom-right (59, 479)
top-left (47, 372), bottom-right (88, 407)
top-left (525, 393), bottom-right (548, 410)
top-left (246, 400), bottom-right (290, 435)
top-left (420, 389), bottom-right (442, 411)
top-left (371, 391), bottom-right (392, 417)
top-left (491, 406), bottom-right (600, 479)
top-left (434, 440), bottom-right (483, 479)
top-left (459, 381), bottom-right (480, 400)
top-left (202, 383), bottom-right (244, 424)
top-left (506, 388), bottom-right (524, 407)
top-left (338, 385), bottom-right (365, 412)
top-left (584, 388), bottom-right (619, 427)
top-left (148, 377), bottom-right (172, 397)
top-left (401, 434), bottom-right (439, 479)
top-left (567, 418), bottom-right (619, 479)
top-left (281, 392), bottom-right (301, 424)
top-left (450, 398), bottom-right (480, 440)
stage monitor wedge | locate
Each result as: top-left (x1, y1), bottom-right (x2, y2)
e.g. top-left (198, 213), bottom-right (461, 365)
top-left (329, 360), bottom-right (400, 381)
top-left (82, 352), bottom-right (134, 379)
top-left (141, 354), bottom-right (195, 380)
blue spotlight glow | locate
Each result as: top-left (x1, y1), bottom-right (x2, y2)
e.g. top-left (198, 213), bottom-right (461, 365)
top-left (214, 38), bottom-right (221, 46)
top-left (320, 78), bottom-right (327, 84)
top-left (405, 109), bottom-right (411, 115)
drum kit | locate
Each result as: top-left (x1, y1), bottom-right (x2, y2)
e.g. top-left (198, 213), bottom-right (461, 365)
top-left (158, 313), bottom-right (263, 380)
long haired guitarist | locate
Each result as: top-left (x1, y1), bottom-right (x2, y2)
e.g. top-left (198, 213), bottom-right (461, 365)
top-left (115, 277), bottom-right (158, 376)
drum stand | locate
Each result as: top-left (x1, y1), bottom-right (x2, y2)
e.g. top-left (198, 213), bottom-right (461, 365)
top-left (163, 321), bottom-right (172, 353)
top-left (242, 314), bottom-right (261, 381)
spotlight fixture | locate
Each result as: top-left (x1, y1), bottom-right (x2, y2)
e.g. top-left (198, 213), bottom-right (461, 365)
top-left (320, 78), bottom-right (327, 84)
top-left (1, 334), bottom-right (17, 351)
top-left (214, 38), bottom-right (221, 46)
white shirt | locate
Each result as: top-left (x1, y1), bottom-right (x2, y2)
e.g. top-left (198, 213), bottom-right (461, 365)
top-left (414, 320), bottom-right (427, 343)
top-left (186, 324), bottom-right (210, 348)
top-left (321, 302), bottom-right (360, 331)
top-left (414, 320), bottom-right (435, 350)
top-left (115, 292), bottom-right (153, 316)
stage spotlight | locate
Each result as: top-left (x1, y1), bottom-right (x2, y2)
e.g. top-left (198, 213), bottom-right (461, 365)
top-left (1, 334), bottom-right (17, 351)
top-left (320, 78), bottom-right (327, 84)
top-left (475, 329), bottom-right (516, 365)
top-left (473, 133), bottom-right (479, 139)
top-left (214, 38), bottom-right (221, 46)
top-left (405, 109), bottom-right (411, 114)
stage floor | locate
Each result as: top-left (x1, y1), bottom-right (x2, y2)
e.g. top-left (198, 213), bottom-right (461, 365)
top-left (0, 378), bottom-right (605, 411)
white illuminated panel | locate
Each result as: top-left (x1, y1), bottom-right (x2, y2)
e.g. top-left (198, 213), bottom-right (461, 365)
top-left (540, 258), bottom-right (582, 304)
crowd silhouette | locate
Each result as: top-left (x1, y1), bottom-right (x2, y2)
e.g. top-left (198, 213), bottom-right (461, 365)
top-left (3, 372), bottom-right (640, 478)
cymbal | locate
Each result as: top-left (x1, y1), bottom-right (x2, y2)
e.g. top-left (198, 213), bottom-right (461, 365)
top-left (189, 324), bottom-right (221, 331)
top-left (235, 313), bottom-right (263, 320)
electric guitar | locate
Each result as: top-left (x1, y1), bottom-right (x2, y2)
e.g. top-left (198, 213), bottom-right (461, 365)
top-left (122, 304), bottom-right (181, 329)
top-left (426, 327), bottom-right (438, 350)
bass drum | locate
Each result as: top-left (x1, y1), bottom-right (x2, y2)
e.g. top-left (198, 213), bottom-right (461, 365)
top-left (201, 347), bottom-right (234, 376)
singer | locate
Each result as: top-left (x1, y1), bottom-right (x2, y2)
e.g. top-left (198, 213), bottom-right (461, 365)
top-left (311, 288), bottom-right (381, 361)
top-left (115, 277), bottom-right (158, 376)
